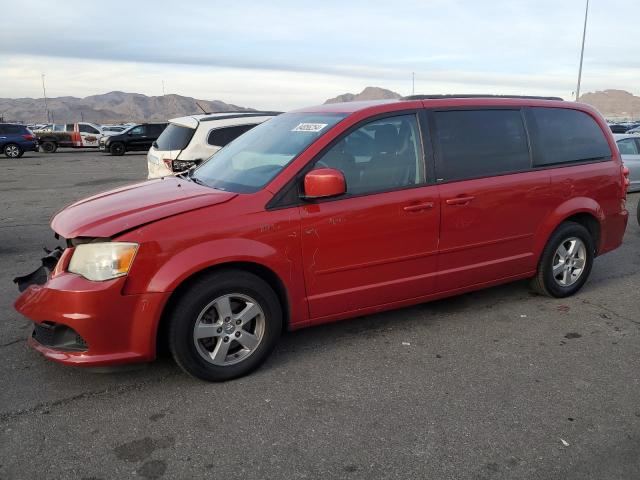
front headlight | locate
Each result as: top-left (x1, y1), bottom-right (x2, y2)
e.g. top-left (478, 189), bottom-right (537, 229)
top-left (68, 242), bottom-right (138, 281)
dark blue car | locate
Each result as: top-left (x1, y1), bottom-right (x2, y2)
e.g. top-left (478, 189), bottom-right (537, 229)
top-left (0, 123), bottom-right (38, 158)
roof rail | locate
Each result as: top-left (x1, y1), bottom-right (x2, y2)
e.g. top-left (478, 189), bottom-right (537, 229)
top-left (403, 94), bottom-right (564, 101)
top-left (199, 111), bottom-right (283, 123)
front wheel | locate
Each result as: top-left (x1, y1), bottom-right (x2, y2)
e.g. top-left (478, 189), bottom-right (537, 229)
top-left (109, 142), bottom-right (125, 156)
top-left (4, 143), bottom-right (23, 158)
top-left (169, 270), bottom-right (282, 381)
top-left (530, 222), bottom-right (595, 298)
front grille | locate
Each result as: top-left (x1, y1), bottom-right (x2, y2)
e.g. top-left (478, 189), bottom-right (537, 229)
top-left (32, 322), bottom-right (88, 352)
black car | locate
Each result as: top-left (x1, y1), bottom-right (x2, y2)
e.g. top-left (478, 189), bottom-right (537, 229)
top-left (609, 124), bottom-right (629, 134)
top-left (100, 123), bottom-right (168, 156)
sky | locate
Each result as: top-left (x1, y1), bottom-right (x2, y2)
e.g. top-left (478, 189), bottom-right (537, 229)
top-left (1, 0), bottom-right (638, 110)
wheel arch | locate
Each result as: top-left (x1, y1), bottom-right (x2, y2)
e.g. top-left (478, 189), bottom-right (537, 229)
top-left (534, 197), bottom-right (603, 262)
top-left (154, 260), bottom-right (291, 357)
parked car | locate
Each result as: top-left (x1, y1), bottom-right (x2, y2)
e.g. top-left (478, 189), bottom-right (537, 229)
top-left (0, 123), bottom-right (38, 158)
top-left (147, 111), bottom-right (280, 178)
top-left (610, 124), bottom-right (629, 134)
top-left (13, 96), bottom-right (629, 381)
top-left (625, 125), bottom-right (640, 135)
top-left (99, 123), bottom-right (168, 156)
top-left (615, 134), bottom-right (640, 192)
top-left (37, 123), bottom-right (117, 152)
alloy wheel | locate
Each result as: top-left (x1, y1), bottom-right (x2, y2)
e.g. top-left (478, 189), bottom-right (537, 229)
top-left (192, 293), bottom-right (265, 366)
top-left (552, 237), bottom-right (587, 287)
top-left (5, 145), bottom-right (20, 158)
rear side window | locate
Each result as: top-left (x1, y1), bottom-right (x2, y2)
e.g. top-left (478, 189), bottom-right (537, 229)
top-left (528, 108), bottom-right (611, 166)
top-left (147, 124), bottom-right (166, 136)
top-left (617, 138), bottom-right (639, 155)
top-left (155, 124), bottom-right (195, 151)
top-left (208, 124), bottom-right (256, 147)
top-left (433, 109), bottom-right (530, 182)
top-left (4, 125), bottom-right (24, 134)
top-left (66, 124), bottom-right (74, 132)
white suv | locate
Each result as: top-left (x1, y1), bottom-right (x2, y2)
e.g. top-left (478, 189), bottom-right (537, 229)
top-left (146, 111), bottom-right (280, 178)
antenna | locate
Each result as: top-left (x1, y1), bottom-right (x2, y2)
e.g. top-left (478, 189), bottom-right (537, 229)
top-left (41, 74), bottom-right (50, 122)
top-left (196, 102), bottom-right (208, 114)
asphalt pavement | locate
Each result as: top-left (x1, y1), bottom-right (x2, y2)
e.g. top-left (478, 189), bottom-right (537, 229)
top-left (1, 150), bottom-right (639, 480)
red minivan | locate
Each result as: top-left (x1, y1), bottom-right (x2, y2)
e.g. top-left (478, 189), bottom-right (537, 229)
top-left (14, 96), bottom-right (629, 381)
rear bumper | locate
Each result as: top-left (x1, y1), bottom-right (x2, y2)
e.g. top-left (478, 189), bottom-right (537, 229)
top-left (14, 273), bottom-right (171, 366)
top-left (599, 208), bottom-right (628, 255)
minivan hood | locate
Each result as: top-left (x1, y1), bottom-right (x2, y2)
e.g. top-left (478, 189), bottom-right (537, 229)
top-left (51, 177), bottom-right (237, 238)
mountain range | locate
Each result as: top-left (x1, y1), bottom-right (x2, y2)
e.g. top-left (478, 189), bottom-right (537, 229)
top-left (0, 91), bottom-right (250, 124)
top-left (1, 87), bottom-right (639, 124)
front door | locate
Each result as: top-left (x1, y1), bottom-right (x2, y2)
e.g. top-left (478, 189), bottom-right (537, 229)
top-left (299, 113), bottom-right (440, 319)
top-left (78, 123), bottom-right (101, 147)
top-left (127, 125), bottom-right (148, 151)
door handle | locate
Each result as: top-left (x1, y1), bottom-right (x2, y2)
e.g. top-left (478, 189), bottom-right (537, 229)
top-left (445, 195), bottom-right (475, 206)
top-left (403, 202), bottom-right (434, 212)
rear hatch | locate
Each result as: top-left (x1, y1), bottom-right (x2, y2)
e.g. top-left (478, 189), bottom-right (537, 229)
top-left (148, 118), bottom-right (197, 170)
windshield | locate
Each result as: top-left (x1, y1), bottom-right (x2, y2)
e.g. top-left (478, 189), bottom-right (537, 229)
top-left (192, 112), bottom-right (346, 193)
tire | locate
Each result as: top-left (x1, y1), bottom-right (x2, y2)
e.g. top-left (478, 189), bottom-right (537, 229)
top-left (41, 141), bottom-right (57, 153)
top-left (3, 144), bottom-right (23, 158)
top-left (110, 142), bottom-right (125, 156)
top-left (169, 269), bottom-right (282, 381)
top-left (530, 221), bottom-right (595, 298)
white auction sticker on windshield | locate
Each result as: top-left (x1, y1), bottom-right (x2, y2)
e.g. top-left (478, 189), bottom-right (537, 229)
top-left (292, 123), bottom-right (328, 133)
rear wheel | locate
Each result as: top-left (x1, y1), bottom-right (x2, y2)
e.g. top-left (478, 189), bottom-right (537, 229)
top-left (110, 142), bottom-right (125, 156)
top-left (530, 222), bottom-right (594, 297)
top-left (169, 270), bottom-right (282, 381)
top-left (3, 143), bottom-right (23, 158)
top-left (41, 141), bottom-right (57, 153)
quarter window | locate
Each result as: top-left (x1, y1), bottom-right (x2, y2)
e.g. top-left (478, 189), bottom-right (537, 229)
top-left (433, 109), bottom-right (530, 182)
top-left (617, 138), bottom-right (639, 155)
top-left (312, 114), bottom-right (424, 196)
top-left (528, 107), bottom-right (611, 166)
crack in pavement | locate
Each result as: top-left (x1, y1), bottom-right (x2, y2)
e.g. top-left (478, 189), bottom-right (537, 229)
top-left (0, 338), bottom-right (23, 347)
top-left (0, 371), bottom-right (181, 423)
top-left (582, 299), bottom-right (640, 326)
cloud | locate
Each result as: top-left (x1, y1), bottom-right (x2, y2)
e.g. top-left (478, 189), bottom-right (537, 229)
top-left (0, 0), bottom-right (638, 105)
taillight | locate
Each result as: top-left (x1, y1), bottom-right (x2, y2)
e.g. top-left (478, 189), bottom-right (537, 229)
top-left (622, 165), bottom-right (630, 198)
top-left (22, 134), bottom-right (34, 141)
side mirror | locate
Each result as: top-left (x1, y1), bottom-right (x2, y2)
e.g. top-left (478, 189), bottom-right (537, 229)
top-left (303, 168), bottom-right (346, 199)
top-left (127, 132), bottom-right (132, 136)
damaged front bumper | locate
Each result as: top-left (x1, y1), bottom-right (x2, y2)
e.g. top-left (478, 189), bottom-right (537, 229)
top-left (13, 247), bottom-right (171, 367)
top-left (14, 246), bottom-right (64, 292)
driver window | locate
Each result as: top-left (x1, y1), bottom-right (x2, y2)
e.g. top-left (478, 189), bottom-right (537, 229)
top-left (130, 126), bottom-right (145, 135)
top-left (314, 114), bottom-right (424, 195)
top-left (79, 124), bottom-right (99, 134)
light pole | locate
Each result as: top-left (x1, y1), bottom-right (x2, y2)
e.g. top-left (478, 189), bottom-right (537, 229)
top-left (575, 0), bottom-right (589, 101)
top-left (41, 73), bottom-right (50, 122)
